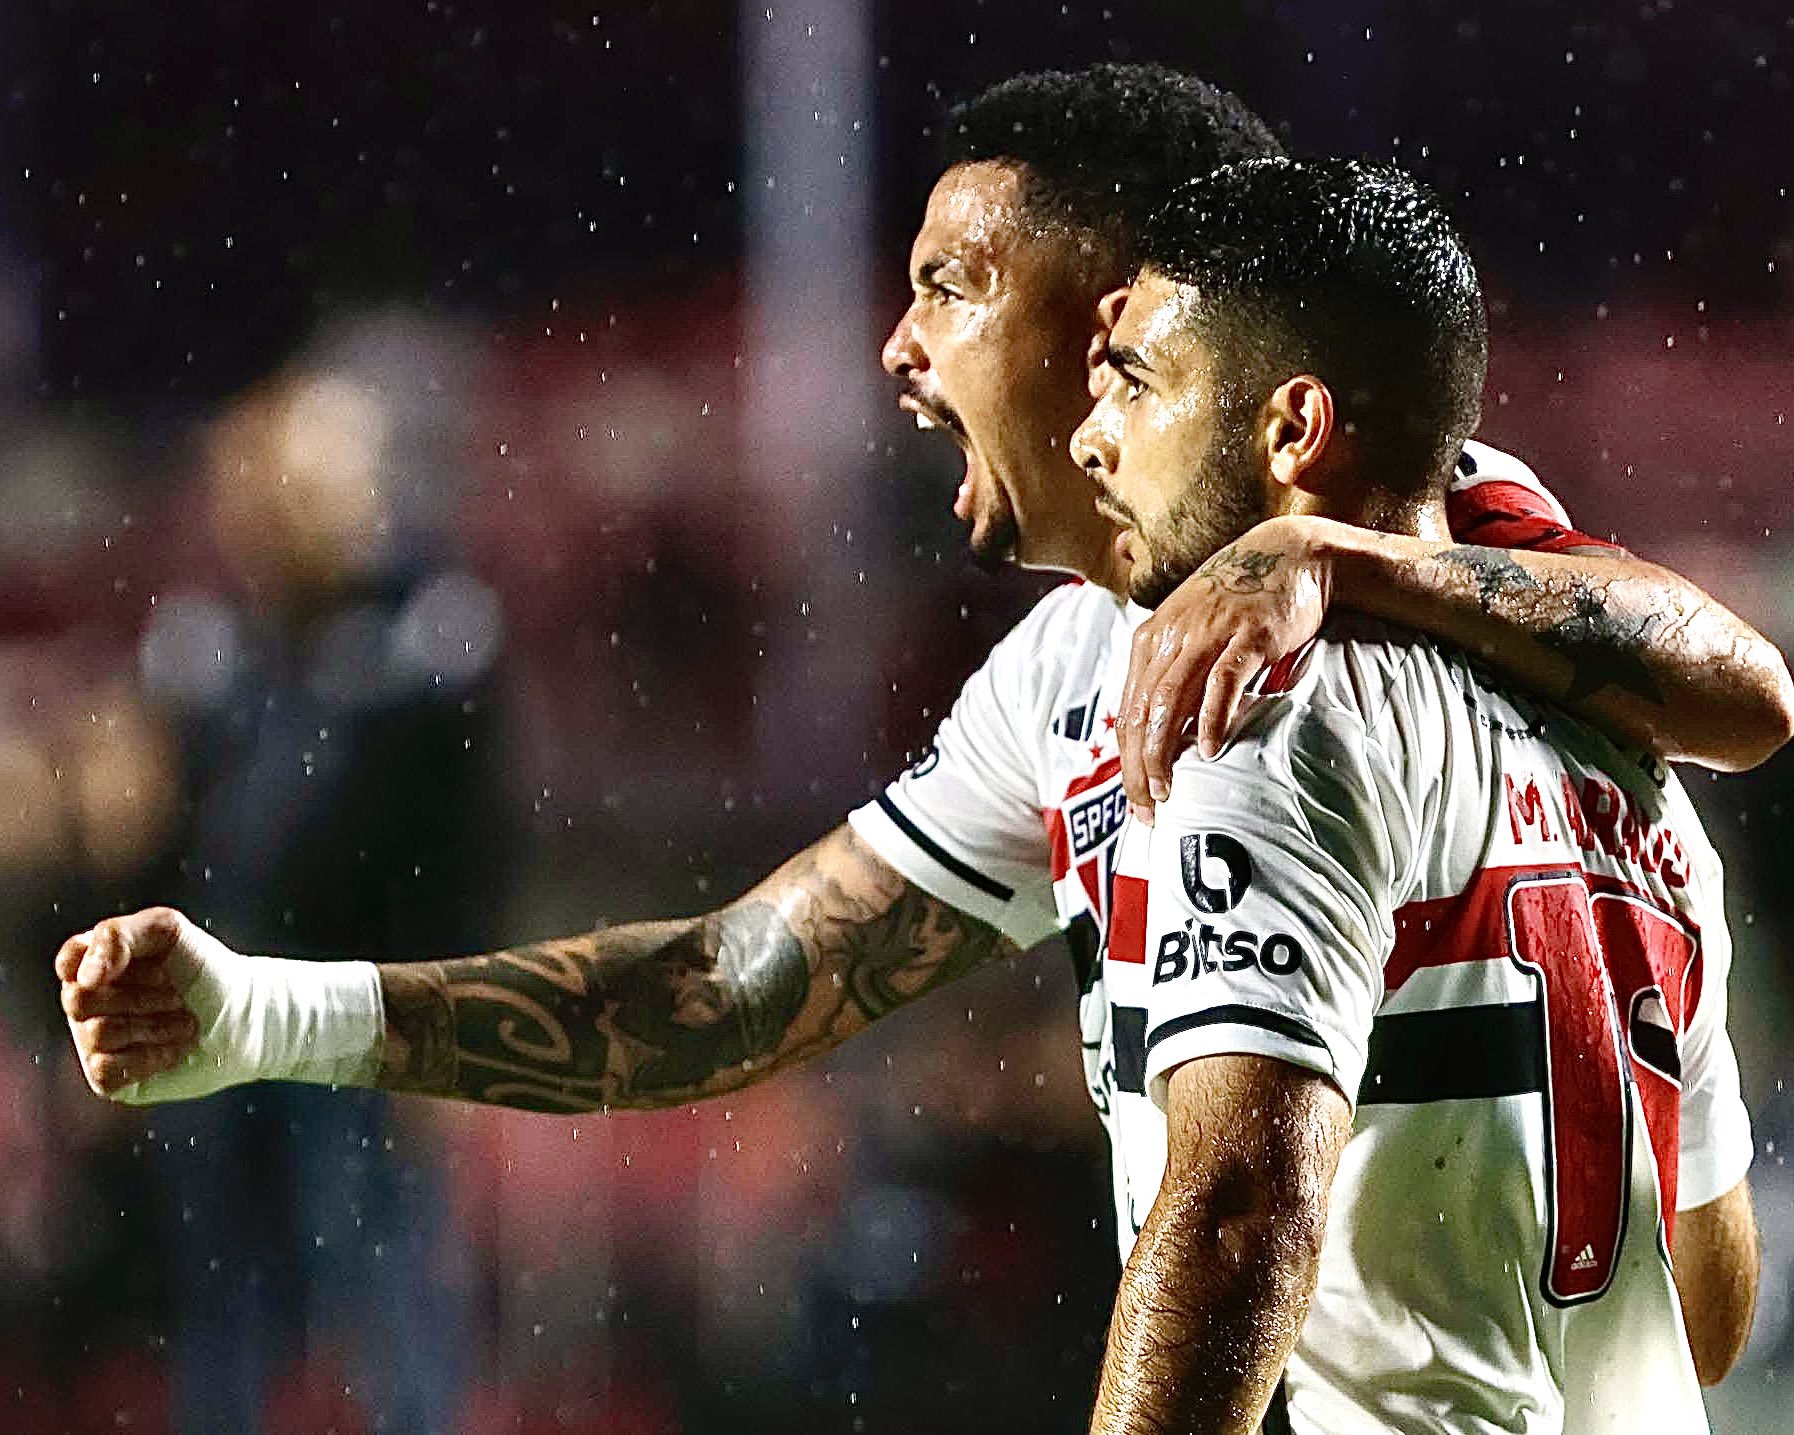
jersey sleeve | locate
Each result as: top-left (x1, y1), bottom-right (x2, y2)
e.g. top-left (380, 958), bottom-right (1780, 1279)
top-left (1449, 440), bottom-right (1624, 555)
top-left (1135, 696), bottom-right (1410, 1110)
top-left (847, 597), bottom-right (1064, 949)
top-left (1674, 834), bottom-right (1754, 1209)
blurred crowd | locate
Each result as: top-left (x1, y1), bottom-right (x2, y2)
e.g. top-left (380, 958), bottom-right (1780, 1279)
top-left (0, 282), bottom-right (1125, 1433)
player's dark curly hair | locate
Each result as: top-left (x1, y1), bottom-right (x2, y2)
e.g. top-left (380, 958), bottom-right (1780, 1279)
top-left (942, 64), bottom-right (1283, 274)
top-left (1139, 156), bottom-right (1488, 488)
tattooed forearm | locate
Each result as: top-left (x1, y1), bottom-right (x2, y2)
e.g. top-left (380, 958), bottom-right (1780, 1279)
top-left (376, 825), bottom-right (1016, 1112)
top-left (1317, 518), bottom-right (1789, 768)
top-left (1429, 545), bottom-right (1663, 708)
top-left (1539, 584), bottom-right (1665, 705)
top-left (381, 965), bottom-right (458, 1092)
top-left (1434, 545), bottom-right (1541, 611)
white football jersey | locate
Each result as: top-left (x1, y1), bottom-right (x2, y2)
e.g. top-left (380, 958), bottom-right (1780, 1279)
top-left (851, 441), bottom-right (1604, 966)
top-left (847, 445), bottom-right (1747, 1432)
top-left (1111, 617), bottom-right (1750, 1435)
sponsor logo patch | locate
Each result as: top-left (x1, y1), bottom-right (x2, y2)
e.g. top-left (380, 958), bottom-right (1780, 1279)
top-left (1179, 832), bottom-right (1251, 914)
top-left (1151, 924), bottom-right (1306, 984)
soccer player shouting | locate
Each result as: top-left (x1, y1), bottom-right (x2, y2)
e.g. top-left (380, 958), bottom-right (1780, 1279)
top-left (1075, 156), bottom-right (1753, 1433)
top-left (60, 67), bottom-right (1773, 1426)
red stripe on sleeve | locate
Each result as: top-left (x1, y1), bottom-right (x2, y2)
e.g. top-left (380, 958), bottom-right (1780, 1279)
top-left (1447, 480), bottom-right (1622, 554)
top-left (1109, 874), bottom-right (1148, 964)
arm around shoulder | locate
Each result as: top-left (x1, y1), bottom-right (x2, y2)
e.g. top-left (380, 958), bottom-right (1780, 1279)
top-left (1114, 515), bottom-right (1794, 818)
top-left (1316, 520), bottom-right (1794, 771)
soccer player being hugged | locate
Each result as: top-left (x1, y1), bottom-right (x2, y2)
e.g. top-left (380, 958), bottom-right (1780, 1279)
top-left (59, 68), bottom-right (1774, 1432)
top-left (1072, 156), bottom-right (1755, 1433)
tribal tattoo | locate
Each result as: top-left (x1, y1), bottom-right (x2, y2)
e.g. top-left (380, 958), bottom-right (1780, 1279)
top-left (376, 825), bottom-right (1016, 1112)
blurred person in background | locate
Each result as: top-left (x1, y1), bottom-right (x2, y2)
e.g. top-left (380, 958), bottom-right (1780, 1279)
top-left (117, 316), bottom-right (499, 1434)
top-left (0, 422), bottom-right (185, 1424)
top-left (53, 62), bottom-right (1789, 1422)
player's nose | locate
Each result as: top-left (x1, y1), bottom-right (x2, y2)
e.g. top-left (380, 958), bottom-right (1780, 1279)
top-left (881, 306), bottom-right (927, 378)
top-left (1070, 400), bottom-right (1118, 477)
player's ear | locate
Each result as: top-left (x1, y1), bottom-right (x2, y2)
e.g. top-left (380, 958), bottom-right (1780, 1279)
top-left (1087, 287), bottom-right (1130, 400)
top-left (1264, 375), bottom-right (1335, 493)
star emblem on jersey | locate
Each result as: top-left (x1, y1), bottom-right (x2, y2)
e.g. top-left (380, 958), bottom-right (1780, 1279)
top-left (1179, 832), bottom-right (1251, 913)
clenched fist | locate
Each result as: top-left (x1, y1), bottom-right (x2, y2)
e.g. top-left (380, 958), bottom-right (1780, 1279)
top-left (55, 908), bottom-right (386, 1104)
top-left (58, 908), bottom-right (205, 1096)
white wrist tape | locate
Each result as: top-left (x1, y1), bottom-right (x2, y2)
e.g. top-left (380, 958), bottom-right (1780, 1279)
top-left (119, 916), bottom-right (385, 1105)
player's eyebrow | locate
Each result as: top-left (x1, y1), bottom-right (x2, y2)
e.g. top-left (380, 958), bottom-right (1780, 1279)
top-left (1103, 342), bottom-right (1154, 375)
top-left (915, 255), bottom-right (955, 286)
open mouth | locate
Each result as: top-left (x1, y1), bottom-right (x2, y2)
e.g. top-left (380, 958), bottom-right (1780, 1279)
top-left (898, 391), bottom-right (968, 445)
top-left (896, 388), bottom-right (980, 524)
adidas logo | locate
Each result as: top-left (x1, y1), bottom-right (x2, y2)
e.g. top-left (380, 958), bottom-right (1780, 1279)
top-left (1570, 1244), bottom-right (1599, 1273)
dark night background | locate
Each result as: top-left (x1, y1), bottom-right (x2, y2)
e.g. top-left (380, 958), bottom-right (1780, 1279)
top-left (0, 3), bottom-right (1791, 1432)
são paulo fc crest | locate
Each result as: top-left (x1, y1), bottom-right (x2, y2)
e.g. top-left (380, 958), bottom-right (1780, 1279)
top-left (1179, 832), bottom-right (1251, 913)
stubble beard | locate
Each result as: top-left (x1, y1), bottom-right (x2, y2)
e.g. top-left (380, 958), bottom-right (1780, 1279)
top-left (1127, 418), bottom-right (1267, 610)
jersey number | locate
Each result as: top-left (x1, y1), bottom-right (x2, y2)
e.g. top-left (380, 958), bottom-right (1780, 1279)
top-left (1505, 873), bottom-right (1699, 1305)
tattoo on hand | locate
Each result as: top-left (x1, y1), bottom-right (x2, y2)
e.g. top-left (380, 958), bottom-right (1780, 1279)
top-left (378, 827), bottom-right (1015, 1112)
top-left (1196, 544), bottom-right (1282, 594)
